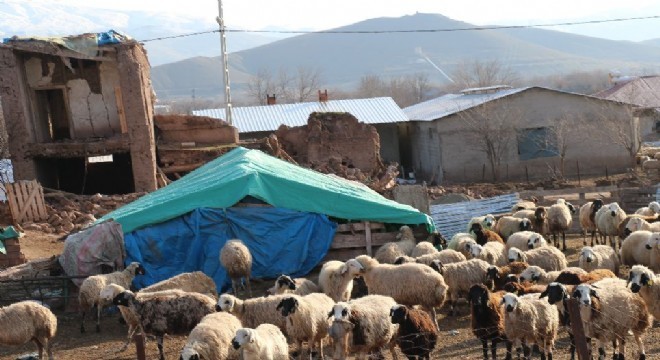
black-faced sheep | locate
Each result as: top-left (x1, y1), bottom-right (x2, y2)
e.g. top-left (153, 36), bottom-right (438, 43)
top-left (275, 293), bottom-right (335, 359)
top-left (513, 207), bottom-right (549, 236)
top-left (468, 284), bottom-right (512, 360)
top-left (628, 265), bottom-right (660, 320)
top-left (505, 231), bottom-right (547, 252)
top-left (519, 265), bottom-right (586, 285)
top-left (486, 262), bottom-right (529, 291)
top-left (467, 241), bottom-right (507, 266)
top-left (447, 233), bottom-right (478, 258)
top-left (180, 312), bottom-right (242, 360)
top-left (265, 274), bottom-right (319, 296)
top-left (113, 289), bottom-right (216, 360)
top-left (0, 301), bottom-right (57, 360)
top-left (579, 199), bottom-right (604, 246)
top-left (539, 283), bottom-right (578, 360)
top-left (79, 261), bottom-right (145, 333)
top-left (328, 295), bottom-right (398, 360)
top-left (501, 293), bottom-right (559, 360)
top-left (231, 325), bottom-right (288, 360)
top-left (374, 225), bottom-right (417, 264)
top-left (572, 279), bottom-right (651, 360)
top-left (471, 223), bottom-right (505, 246)
top-left (495, 216), bottom-right (532, 240)
top-left (468, 214), bottom-right (498, 235)
top-left (220, 239), bottom-right (253, 298)
top-left (390, 304), bottom-right (438, 360)
top-left (318, 260), bottom-right (354, 302)
top-left (548, 199), bottom-right (575, 251)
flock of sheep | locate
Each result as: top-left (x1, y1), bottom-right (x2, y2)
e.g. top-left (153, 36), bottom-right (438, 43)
top-left (2, 198), bottom-right (660, 360)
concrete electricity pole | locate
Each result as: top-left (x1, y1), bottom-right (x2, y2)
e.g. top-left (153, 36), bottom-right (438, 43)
top-left (216, 0), bottom-right (233, 125)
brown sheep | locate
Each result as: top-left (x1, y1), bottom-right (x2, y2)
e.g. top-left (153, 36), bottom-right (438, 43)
top-left (471, 223), bottom-right (505, 246)
top-left (468, 284), bottom-right (512, 360)
top-left (390, 304), bottom-right (438, 359)
top-left (554, 268), bottom-right (616, 285)
top-left (485, 262), bottom-right (529, 291)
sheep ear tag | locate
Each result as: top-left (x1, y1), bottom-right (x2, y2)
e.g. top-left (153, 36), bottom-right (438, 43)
top-left (648, 280), bottom-right (654, 286)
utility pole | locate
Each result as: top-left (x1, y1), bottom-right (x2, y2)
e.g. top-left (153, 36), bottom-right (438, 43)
top-left (216, 0), bottom-right (233, 125)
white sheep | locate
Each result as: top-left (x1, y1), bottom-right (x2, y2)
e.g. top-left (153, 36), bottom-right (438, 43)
top-left (494, 216), bottom-right (532, 240)
top-left (518, 265), bottom-right (586, 285)
top-left (447, 233), bottom-right (477, 258)
top-left (627, 265), bottom-right (660, 320)
top-left (180, 312), bottom-right (242, 360)
top-left (635, 201), bottom-right (660, 216)
top-left (625, 216), bottom-right (660, 233)
top-left (513, 207), bottom-right (549, 235)
top-left (411, 241), bottom-right (438, 258)
top-left (265, 274), bottom-right (320, 296)
top-left (430, 258), bottom-right (490, 316)
top-left (547, 199), bottom-right (575, 251)
top-left (467, 241), bottom-right (507, 266)
top-left (620, 230), bottom-right (655, 268)
top-left (216, 293), bottom-right (288, 333)
top-left (507, 246), bottom-right (567, 272)
top-left (78, 261), bottom-right (145, 333)
top-left (578, 245), bottom-right (620, 275)
top-left (231, 325), bottom-right (288, 360)
top-left (643, 232), bottom-right (660, 272)
top-left (579, 200), bottom-right (604, 246)
top-left (345, 255), bottom-right (448, 327)
top-left (505, 231), bottom-right (547, 252)
top-left (573, 279), bottom-right (651, 359)
top-left (511, 198), bottom-right (538, 212)
top-left (374, 225), bottom-right (417, 264)
top-left (467, 214), bottom-right (497, 235)
top-left (327, 295), bottom-right (398, 360)
top-left (220, 239), bottom-right (253, 297)
top-left (275, 292), bottom-right (334, 359)
top-left (141, 271), bottom-right (218, 299)
top-left (414, 249), bottom-right (467, 266)
top-left (0, 301), bottom-right (57, 360)
top-left (595, 202), bottom-right (627, 250)
top-left (501, 293), bottom-right (559, 360)
top-left (112, 289), bottom-right (217, 360)
top-left (318, 260), bottom-right (354, 302)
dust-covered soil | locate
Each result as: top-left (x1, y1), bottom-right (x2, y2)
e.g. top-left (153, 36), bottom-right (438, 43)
top-left (1, 234), bottom-right (659, 360)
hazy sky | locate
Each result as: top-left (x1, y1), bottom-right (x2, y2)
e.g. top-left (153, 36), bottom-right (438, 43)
top-left (5, 0), bottom-right (660, 41)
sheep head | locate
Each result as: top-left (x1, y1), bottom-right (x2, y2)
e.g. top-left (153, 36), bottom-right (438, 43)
top-left (520, 266), bottom-right (543, 282)
top-left (539, 282), bottom-right (568, 305)
top-left (626, 217), bottom-right (645, 233)
top-left (579, 247), bottom-right (596, 263)
top-left (650, 201), bottom-right (660, 214)
top-left (644, 232), bottom-right (660, 250)
top-left (276, 296), bottom-right (299, 317)
top-left (344, 258), bottom-right (366, 276)
top-left (468, 284), bottom-right (490, 308)
top-left (126, 262), bottom-right (146, 276)
top-left (468, 243), bottom-right (483, 259)
top-left (501, 293), bottom-right (520, 313)
top-left (628, 265), bottom-right (655, 293)
top-left (216, 294), bottom-right (238, 312)
top-left (265, 275), bottom-right (295, 296)
top-left (483, 214), bottom-right (496, 229)
top-left (389, 304), bottom-right (409, 324)
top-left (180, 345), bottom-right (201, 360)
top-left (527, 234), bottom-right (546, 249)
top-left (112, 290), bottom-right (135, 307)
top-left (232, 328), bottom-right (255, 349)
top-left (608, 203), bottom-right (622, 217)
top-left (572, 284), bottom-right (598, 306)
top-left (507, 248), bottom-right (525, 263)
top-left (519, 218), bottom-right (532, 231)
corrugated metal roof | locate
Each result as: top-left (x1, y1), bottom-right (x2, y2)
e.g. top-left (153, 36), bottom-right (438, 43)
top-left (403, 87), bottom-right (530, 121)
top-left (193, 97), bottom-right (408, 133)
top-left (593, 76), bottom-right (660, 108)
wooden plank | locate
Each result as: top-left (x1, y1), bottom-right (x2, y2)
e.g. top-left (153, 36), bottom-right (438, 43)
top-left (17, 181), bottom-right (39, 223)
top-left (331, 232), bottom-right (397, 249)
top-left (335, 222), bottom-right (385, 233)
top-left (322, 248), bottom-right (367, 262)
top-left (365, 221), bottom-right (372, 256)
top-left (5, 183), bottom-right (20, 225)
top-left (16, 182), bottom-right (29, 223)
top-left (114, 87), bottom-right (128, 134)
top-left (36, 183), bottom-right (48, 220)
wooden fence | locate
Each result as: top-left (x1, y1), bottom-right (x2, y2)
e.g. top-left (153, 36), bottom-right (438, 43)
top-left (6, 180), bottom-right (48, 225)
top-left (614, 186), bottom-right (660, 213)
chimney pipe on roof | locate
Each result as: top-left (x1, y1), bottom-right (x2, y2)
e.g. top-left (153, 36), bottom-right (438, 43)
top-left (318, 89), bottom-right (328, 102)
top-left (266, 94), bottom-right (276, 105)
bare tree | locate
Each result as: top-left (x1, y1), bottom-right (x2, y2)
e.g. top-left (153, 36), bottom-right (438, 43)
top-left (527, 115), bottom-right (572, 178)
top-left (354, 73), bottom-right (434, 107)
top-left (449, 59), bottom-right (520, 91)
top-left (290, 66), bottom-right (322, 102)
top-left (590, 100), bottom-right (640, 167)
top-left (355, 75), bottom-right (388, 98)
top-left (246, 68), bottom-right (275, 105)
top-left (458, 101), bottom-right (521, 181)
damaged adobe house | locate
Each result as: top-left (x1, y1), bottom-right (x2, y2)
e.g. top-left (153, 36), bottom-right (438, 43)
top-left (0, 32), bottom-right (158, 194)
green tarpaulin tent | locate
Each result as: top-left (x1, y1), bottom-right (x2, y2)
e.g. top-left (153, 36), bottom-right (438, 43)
top-left (100, 147), bottom-right (434, 233)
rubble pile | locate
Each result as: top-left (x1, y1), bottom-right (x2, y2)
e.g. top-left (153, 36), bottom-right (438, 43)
top-left (21, 192), bottom-right (145, 234)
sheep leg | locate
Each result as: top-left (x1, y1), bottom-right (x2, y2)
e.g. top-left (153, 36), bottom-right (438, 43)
top-left (157, 335), bottom-right (165, 360)
top-left (634, 334), bottom-right (646, 360)
top-left (96, 303), bottom-right (102, 332)
top-left (617, 338), bottom-right (626, 360)
top-left (522, 343), bottom-right (531, 360)
top-left (118, 324), bottom-right (138, 352)
top-left (33, 338), bottom-right (43, 360)
top-left (504, 340), bottom-right (513, 360)
top-left (568, 332), bottom-right (576, 360)
top-left (231, 279), bottom-right (239, 297)
top-left (490, 338), bottom-right (498, 360)
top-left (46, 337), bottom-right (54, 360)
top-left (247, 275), bottom-right (252, 297)
top-left (80, 310), bottom-right (86, 333)
top-left (429, 307), bottom-right (439, 330)
top-left (481, 338), bottom-right (489, 360)
top-left (562, 232), bottom-right (567, 251)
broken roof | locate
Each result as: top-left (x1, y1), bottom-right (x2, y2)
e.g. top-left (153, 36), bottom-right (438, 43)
top-left (593, 75), bottom-right (660, 108)
top-left (2, 30), bottom-right (130, 58)
top-left (100, 147), bottom-right (434, 233)
top-left (192, 97), bottom-right (408, 133)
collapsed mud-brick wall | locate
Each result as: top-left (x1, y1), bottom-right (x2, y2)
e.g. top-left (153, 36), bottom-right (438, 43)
top-left (275, 112), bottom-right (385, 177)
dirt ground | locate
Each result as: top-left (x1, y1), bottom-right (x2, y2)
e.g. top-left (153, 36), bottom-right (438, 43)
top-left (2, 234), bottom-right (660, 360)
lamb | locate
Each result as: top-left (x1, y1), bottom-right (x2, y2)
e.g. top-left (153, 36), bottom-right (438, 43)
top-left (328, 295), bottom-right (398, 360)
top-left (220, 239), bottom-right (253, 297)
top-left (626, 216), bottom-right (660, 233)
top-left (578, 245), bottom-right (620, 275)
top-left (141, 271), bottom-right (218, 299)
top-left (467, 241), bottom-right (508, 266)
top-left (265, 274), bottom-right (320, 296)
top-left (547, 199), bottom-right (575, 251)
top-left (507, 246), bottom-right (567, 272)
top-left (180, 312), bottom-right (242, 360)
top-left (572, 279), bottom-right (651, 360)
top-left (501, 293), bottom-right (559, 360)
top-left (0, 301), bottom-right (57, 360)
top-left (595, 202), bottom-right (627, 250)
top-left (216, 293), bottom-right (288, 333)
top-left (505, 231), bottom-right (547, 252)
top-left (411, 241), bottom-right (438, 258)
top-left (345, 255), bottom-right (448, 326)
top-left (519, 265), bottom-right (587, 285)
top-left (374, 225), bottom-right (417, 264)
top-left (390, 304), bottom-right (438, 360)
top-left (447, 233), bottom-right (477, 258)
top-left (635, 201), bottom-right (660, 216)
top-left (579, 199), bottom-right (604, 246)
top-left (468, 214), bottom-right (498, 234)
top-left (78, 261), bottom-right (145, 333)
top-left (494, 216), bottom-right (532, 240)
top-left (276, 293), bottom-right (334, 359)
top-left (99, 283), bottom-right (142, 352)
top-left (231, 325), bottom-right (288, 360)
top-left (112, 289), bottom-right (216, 360)
top-left (468, 284), bottom-right (512, 360)
top-left (471, 223), bottom-right (505, 246)
top-left (486, 262), bottom-right (529, 291)
top-left (620, 230), bottom-right (654, 268)
top-left (513, 206), bottom-right (549, 235)
top-left (511, 197), bottom-right (538, 212)
top-left (430, 258), bottom-right (490, 316)
top-left (318, 260), bottom-right (354, 302)
top-left (627, 265), bottom-right (660, 320)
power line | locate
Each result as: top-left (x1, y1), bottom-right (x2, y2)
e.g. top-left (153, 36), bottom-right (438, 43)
top-left (140, 14), bottom-right (660, 42)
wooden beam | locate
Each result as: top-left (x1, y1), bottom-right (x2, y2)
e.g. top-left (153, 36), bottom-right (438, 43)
top-left (365, 221), bottom-right (372, 256)
top-left (567, 298), bottom-right (591, 360)
top-left (114, 87), bottom-right (128, 134)
top-left (161, 163), bottom-right (205, 174)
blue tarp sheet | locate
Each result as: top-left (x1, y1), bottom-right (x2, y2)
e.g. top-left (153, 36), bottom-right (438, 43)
top-left (124, 207), bottom-right (337, 293)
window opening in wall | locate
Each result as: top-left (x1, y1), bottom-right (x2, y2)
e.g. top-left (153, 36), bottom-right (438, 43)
top-left (35, 89), bottom-right (71, 141)
top-left (517, 127), bottom-right (558, 161)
